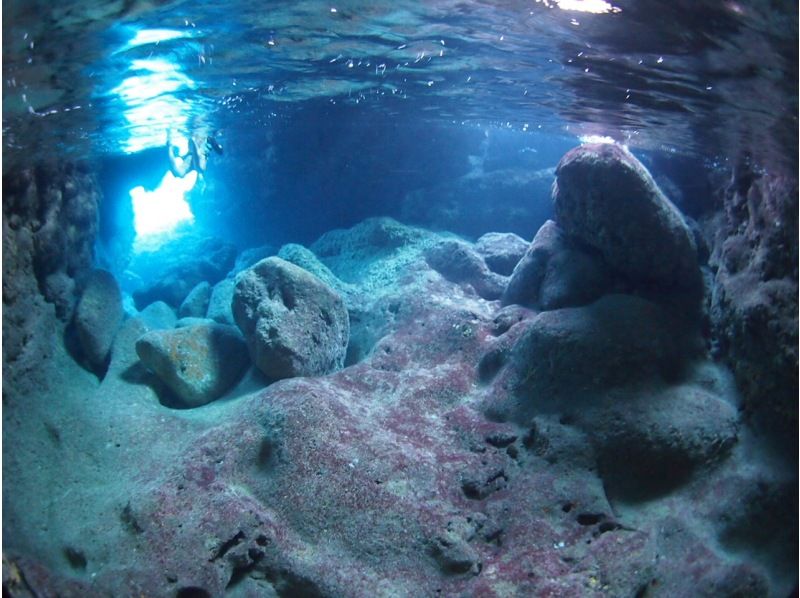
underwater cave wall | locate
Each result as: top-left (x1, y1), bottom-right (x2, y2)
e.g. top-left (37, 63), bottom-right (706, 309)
top-left (2, 161), bottom-right (100, 390)
top-left (703, 165), bottom-right (799, 460)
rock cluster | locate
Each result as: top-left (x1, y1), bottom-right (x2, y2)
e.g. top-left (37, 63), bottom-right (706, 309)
top-left (3, 149), bottom-right (795, 598)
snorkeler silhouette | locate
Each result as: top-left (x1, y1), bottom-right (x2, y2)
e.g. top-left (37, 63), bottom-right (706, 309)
top-left (166, 131), bottom-right (224, 178)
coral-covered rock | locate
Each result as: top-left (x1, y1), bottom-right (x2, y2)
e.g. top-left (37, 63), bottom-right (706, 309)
top-left (233, 257), bottom-right (349, 380)
top-left (73, 269), bottom-right (123, 372)
top-left (206, 278), bottom-right (235, 325)
top-left (178, 281), bottom-right (211, 319)
top-left (475, 232), bottom-right (529, 276)
top-left (425, 239), bottom-right (506, 300)
top-left (553, 144), bottom-right (700, 297)
top-left (502, 220), bottom-right (613, 310)
top-left (135, 323), bottom-right (249, 407)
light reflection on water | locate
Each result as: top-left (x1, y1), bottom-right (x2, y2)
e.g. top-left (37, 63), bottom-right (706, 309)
top-left (1, 0), bottom-right (796, 169)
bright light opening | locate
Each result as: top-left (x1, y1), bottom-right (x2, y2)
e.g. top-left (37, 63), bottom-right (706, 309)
top-left (130, 170), bottom-right (197, 250)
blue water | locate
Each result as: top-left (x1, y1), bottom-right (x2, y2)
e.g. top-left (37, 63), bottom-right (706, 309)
top-left (3, 0), bottom-right (796, 275)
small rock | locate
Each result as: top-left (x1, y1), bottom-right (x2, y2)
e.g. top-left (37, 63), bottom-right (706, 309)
top-left (206, 279), bottom-right (235, 325)
top-left (178, 281), bottom-right (211, 319)
top-left (425, 239), bottom-right (506, 300)
top-left (475, 232), bottom-right (529, 276)
top-left (139, 301), bottom-right (176, 330)
top-left (232, 257), bottom-right (349, 380)
top-left (135, 323), bottom-right (250, 407)
top-left (73, 269), bottom-right (123, 372)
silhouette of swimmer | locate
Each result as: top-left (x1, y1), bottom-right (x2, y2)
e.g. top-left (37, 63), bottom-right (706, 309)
top-left (167, 132), bottom-right (223, 178)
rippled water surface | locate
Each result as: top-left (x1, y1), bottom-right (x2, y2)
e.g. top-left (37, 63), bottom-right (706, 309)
top-left (2, 0), bottom-right (797, 170)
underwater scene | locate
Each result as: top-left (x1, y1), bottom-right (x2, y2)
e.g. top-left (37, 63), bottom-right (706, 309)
top-left (2, 0), bottom-right (798, 596)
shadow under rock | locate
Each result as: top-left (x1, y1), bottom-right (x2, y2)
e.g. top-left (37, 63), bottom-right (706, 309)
top-left (119, 362), bottom-right (186, 410)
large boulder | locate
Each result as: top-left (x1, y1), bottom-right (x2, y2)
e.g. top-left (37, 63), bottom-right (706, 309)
top-left (553, 144), bottom-right (700, 296)
top-left (135, 323), bottom-right (249, 407)
top-left (73, 269), bottom-right (124, 373)
top-left (232, 257), bottom-right (349, 380)
top-left (502, 220), bottom-right (613, 310)
top-left (488, 294), bottom-right (704, 421)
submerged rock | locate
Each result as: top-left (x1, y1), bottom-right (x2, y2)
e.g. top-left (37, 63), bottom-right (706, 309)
top-left (132, 237), bottom-right (236, 309)
top-left (233, 257), bottom-right (349, 380)
top-left (178, 281), bottom-right (212, 319)
top-left (206, 278), bottom-right (235, 325)
top-left (502, 220), bottom-right (612, 310)
top-left (138, 301), bottom-right (177, 330)
top-left (553, 143), bottom-right (700, 296)
top-left (425, 239), bottom-right (506, 300)
top-left (488, 294), bottom-right (703, 420)
top-left (475, 232), bottom-right (529, 276)
top-left (73, 269), bottom-right (124, 373)
top-left (135, 323), bottom-right (249, 407)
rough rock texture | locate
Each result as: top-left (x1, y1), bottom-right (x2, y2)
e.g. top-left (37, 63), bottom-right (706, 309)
top-left (4, 194), bottom-right (796, 594)
top-left (178, 281), bottom-right (212, 319)
top-left (502, 220), bottom-right (613, 310)
top-left (132, 237), bottom-right (236, 309)
top-left (233, 257), bottom-right (350, 380)
top-left (553, 144), bottom-right (701, 298)
top-left (206, 278), bottom-right (236, 325)
top-left (2, 162), bottom-right (100, 391)
top-left (135, 323), bottom-right (250, 407)
top-left (475, 232), bottom-right (529, 276)
top-left (73, 269), bottom-right (123, 373)
top-left (703, 168), bottom-right (799, 456)
top-left (425, 239), bottom-right (506, 300)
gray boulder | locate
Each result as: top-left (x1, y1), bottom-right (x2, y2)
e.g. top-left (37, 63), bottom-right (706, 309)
top-left (425, 239), bottom-right (506, 301)
top-left (475, 232), bottom-right (529, 276)
top-left (135, 323), bottom-right (249, 407)
top-left (178, 281), bottom-right (212, 319)
top-left (206, 279), bottom-right (235, 325)
top-left (553, 144), bottom-right (700, 295)
top-left (502, 220), bottom-right (612, 310)
top-left (588, 385), bottom-right (739, 500)
top-left (505, 294), bottom-right (703, 413)
top-left (233, 257), bottom-right (349, 380)
top-left (73, 269), bottom-right (124, 372)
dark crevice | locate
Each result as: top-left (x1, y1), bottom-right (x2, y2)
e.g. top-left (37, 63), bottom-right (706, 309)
top-left (210, 531), bottom-right (245, 562)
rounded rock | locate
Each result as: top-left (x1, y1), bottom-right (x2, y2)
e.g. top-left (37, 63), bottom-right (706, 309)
top-left (553, 143), bottom-right (700, 293)
top-left (232, 257), bottom-right (349, 380)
